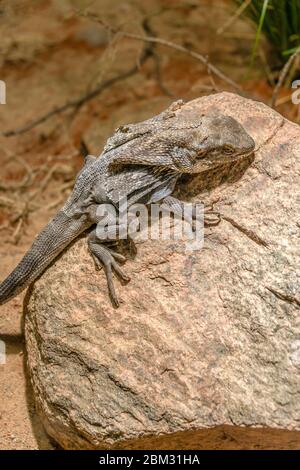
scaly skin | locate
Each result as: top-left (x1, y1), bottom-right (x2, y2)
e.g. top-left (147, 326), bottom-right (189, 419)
top-left (0, 101), bottom-right (255, 307)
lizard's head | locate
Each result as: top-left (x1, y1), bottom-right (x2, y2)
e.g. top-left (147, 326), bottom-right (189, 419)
top-left (185, 114), bottom-right (255, 173)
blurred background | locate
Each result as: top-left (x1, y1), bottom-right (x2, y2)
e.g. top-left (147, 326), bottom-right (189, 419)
top-left (0, 0), bottom-right (299, 449)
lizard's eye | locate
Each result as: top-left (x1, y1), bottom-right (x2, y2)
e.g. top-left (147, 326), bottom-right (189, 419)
top-left (223, 146), bottom-right (234, 155)
top-left (196, 149), bottom-right (206, 159)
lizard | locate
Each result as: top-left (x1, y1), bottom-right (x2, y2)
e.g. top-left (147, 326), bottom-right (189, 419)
top-left (0, 100), bottom-right (255, 308)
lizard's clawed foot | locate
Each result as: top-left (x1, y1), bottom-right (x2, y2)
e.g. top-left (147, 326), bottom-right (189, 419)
top-left (88, 242), bottom-right (130, 308)
top-left (203, 204), bottom-right (221, 227)
top-left (203, 212), bottom-right (221, 227)
top-left (191, 207), bottom-right (220, 229)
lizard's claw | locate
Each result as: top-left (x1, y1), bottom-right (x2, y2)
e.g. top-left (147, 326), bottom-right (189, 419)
top-left (203, 209), bottom-right (221, 227)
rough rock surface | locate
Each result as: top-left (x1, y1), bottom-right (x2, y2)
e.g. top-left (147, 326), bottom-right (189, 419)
top-left (25, 92), bottom-right (300, 449)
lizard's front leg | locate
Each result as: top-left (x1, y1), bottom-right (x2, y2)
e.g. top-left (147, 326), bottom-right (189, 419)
top-left (161, 196), bottom-right (220, 227)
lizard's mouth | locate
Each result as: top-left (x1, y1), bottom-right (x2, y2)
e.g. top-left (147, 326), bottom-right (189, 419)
top-left (190, 149), bottom-right (255, 173)
top-left (236, 148), bottom-right (256, 157)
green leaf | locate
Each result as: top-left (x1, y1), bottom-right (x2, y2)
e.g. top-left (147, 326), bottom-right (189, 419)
top-left (251, 0), bottom-right (270, 66)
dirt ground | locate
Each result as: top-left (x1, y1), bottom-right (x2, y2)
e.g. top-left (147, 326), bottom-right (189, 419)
top-left (0, 0), bottom-right (298, 449)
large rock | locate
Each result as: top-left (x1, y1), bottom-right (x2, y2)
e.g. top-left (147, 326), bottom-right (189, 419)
top-left (25, 92), bottom-right (300, 449)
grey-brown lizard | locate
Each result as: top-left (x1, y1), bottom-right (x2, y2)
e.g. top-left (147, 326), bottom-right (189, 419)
top-left (0, 100), bottom-right (255, 307)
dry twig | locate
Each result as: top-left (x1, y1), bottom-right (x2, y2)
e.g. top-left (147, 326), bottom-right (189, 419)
top-left (217, 0), bottom-right (252, 36)
top-left (1, 56), bottom-right (151, 138)
top-left (0, 148), bottom-right (78, 242)
top-left (271, 47), bottom-right (300, 108)
top-left (0, 155), bottom-right (33, 190)
top-left (2, 10), bottom-right (241, 138)
top-left (87, 13), bottom-right (241, 91)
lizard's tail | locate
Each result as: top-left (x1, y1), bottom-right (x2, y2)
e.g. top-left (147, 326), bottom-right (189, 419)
top-left (0, 210), bottom-right (89, 305)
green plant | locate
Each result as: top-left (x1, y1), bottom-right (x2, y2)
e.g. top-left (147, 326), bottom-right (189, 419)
top-left (235, 0), bottom-right (300, 63)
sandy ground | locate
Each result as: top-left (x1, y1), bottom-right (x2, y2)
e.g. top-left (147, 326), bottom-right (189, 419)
top-left (0, 0), bottom-right (297, 449)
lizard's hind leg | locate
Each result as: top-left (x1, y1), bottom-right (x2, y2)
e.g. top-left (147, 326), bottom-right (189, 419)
top-left (87, 229), bottom-right (130, 308)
